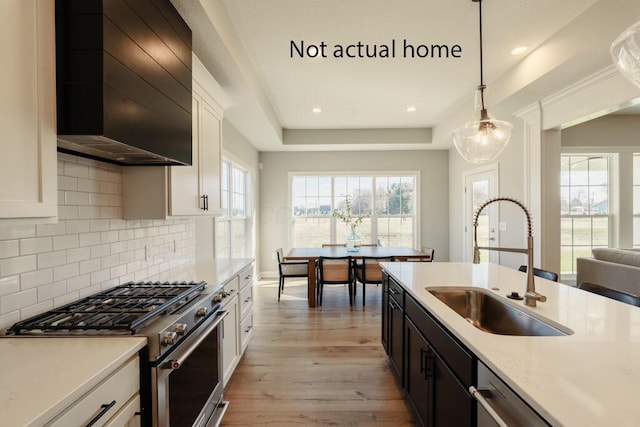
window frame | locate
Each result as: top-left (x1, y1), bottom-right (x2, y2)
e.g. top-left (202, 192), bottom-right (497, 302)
top-left (216, 158), bottom-right (252, 259)
top-left (559, 152), bottom-right (614, 279)
top-left (288, 171), bottom-right (421, 249)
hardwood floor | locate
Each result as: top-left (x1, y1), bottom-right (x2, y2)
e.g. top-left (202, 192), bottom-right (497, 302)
top-left (222, 278), bottom-right (418, 426)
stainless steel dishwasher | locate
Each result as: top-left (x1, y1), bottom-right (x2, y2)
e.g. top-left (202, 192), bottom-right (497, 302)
top-left (471, 362), bottom-right (550, 427)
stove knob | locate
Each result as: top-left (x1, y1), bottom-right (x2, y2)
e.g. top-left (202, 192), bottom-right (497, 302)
top-left (162, 332), bottom-right (178, 346)
top-left (213, 293), bottom-right (223, 303)
top-left (195, 307), bottom-right (208, 318)
top-left (174, 323), bottom-right (187, 336)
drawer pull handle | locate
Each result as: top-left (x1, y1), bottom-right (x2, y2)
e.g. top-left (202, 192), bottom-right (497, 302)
top-left (389, 288), bottom-right (398, 295)
top-left (244, 297), bottom-right (251, 303)
top-left (245, 325), bottom-right (252, 333)
top-left (469, 386), bottom-right (509, 427)
top-left (85, 400), bottom-right (116, 427)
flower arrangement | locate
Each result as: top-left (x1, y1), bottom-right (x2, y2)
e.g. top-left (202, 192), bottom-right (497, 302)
top-left (332, 195), bottom-right (364, 228)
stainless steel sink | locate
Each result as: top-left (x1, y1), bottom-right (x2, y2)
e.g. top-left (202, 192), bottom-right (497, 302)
top-left (428, 287), bottom-right (573, 336)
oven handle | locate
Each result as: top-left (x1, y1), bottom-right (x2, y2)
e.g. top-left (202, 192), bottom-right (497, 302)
top-left (163, 310), bottom-right (229, 370)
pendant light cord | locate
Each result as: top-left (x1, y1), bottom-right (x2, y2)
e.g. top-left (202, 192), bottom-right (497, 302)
top-left (478, 0), bottom-right (486, 111)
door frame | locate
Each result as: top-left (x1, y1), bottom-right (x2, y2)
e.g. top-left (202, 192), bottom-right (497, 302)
top-left (462, 164), bottom-right (500, 263)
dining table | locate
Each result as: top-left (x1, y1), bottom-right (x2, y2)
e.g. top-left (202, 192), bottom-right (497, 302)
top-left (285, 246), bottom-right (428, 307)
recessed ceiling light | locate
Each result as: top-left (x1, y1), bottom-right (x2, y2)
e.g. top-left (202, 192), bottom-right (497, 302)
top-left (510, 46), bottom-right (528, 55)
top-left (406, 106), bottom-right (417, 112)
top-left (312, 107), bottom-right (322, 113)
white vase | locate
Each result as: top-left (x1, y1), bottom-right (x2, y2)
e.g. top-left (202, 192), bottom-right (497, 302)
top-left (345, 224), bottom-right (361, 252)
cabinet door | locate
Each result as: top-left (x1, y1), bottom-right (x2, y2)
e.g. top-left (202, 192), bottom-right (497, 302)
top-left (199, 100), bottom-right (222, 214)
top-left (221, 298), bottom-right (239, 386)
top-left (0, 0), bottom-right (56, 220)
top-left (388, 295), bottom-right (404, 383)
top-left (405, 318), bottom-right (432, 427)
top-left (381, 275), bottom-right (389, 353)
top-left (169, 96), bottom-right (202, 216)
top-left (432, 350), bottom-right (473, 427)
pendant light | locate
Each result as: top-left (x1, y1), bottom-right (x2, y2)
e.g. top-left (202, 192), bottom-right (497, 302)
top-left (611, 20), bottom-right (640, 89)
top-left (453, 0), bottom-right (512, 164)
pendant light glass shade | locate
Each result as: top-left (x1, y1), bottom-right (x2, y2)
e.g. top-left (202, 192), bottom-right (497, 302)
top-left (611, 20), bottom-right (640, 89)
top-left (453, 0), bottom-right (512, 164)
top-left (453, 85), bottom-right (513, 164)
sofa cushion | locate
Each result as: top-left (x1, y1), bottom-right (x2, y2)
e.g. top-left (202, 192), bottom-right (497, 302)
top-left (591, 248), bottom-right (640, 268)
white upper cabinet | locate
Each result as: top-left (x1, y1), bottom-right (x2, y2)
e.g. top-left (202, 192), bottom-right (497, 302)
top-left (123, 55), bottom-right (231, 219)
top-left (0, 0), bottom-right (57, 221)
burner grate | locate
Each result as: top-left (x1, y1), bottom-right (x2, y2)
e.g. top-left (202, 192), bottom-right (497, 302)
top-left (6, 281), bottom-right (206, 335)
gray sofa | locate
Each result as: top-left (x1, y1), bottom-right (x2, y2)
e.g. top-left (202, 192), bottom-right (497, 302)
top-left (576, 248), bottom-right (640, 296)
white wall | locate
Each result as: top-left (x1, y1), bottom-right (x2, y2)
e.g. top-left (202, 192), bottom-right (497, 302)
top-left (258, 150), bottom-right (449, 276)
top-left (0, 153), bottom-right (196, 330)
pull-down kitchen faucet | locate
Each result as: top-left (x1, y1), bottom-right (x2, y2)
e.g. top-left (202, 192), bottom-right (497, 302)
top-left (472, 197), bottom-right (546, 307)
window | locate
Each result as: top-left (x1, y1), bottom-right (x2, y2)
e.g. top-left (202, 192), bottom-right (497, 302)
top-left (291, 174), bottom-right (418, 248)
top-left (560, 155), bottom-right (611, 277)
top-left (634, 154), bottom-right (640, 247)
top-left (216, 160), bottom-right (251, 258)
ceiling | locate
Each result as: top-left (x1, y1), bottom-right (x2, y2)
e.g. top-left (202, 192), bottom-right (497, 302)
top-left (174, 0), bottom-right (601, 151)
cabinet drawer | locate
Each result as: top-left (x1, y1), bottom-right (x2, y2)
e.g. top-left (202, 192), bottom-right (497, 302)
top-left (239, 282), bottom-right (253, 319)
top-left (239, 266), bottom-right (254, 289)
top-left (240, 311), bottom-right (254, 351)
top-left (405, 293), bottom-right (474, 387)
top-left (388, 276), bottom-right (404, 304)
top-left (47, 356), bottom-right (139, 427)
top-left (224, 276), bottom-right (240, 296)
top-left (103, 394), bottom-right (140, 427)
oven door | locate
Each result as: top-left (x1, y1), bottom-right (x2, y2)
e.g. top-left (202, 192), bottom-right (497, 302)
top-left (152, 309), bottom-right (229, 427)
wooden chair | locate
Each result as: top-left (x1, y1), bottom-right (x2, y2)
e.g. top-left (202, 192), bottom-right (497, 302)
top-left (316, 256), bottom-right (355, 307)
top-left (276, 248), bottom-right (309, 301)
top-left (578, 281), bottom-right (640, 307)
top-left (393, 247), bottom-right (434, 262)
top-left (518, 265), bottom-right (558, 282)
top-left (354, 256), bottom-right (393, 306)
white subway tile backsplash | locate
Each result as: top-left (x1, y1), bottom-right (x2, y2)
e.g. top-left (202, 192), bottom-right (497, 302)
top-left (0, 240), bottom-right (19, 259)
top-left (79, 258), bottom-right (101, 275)
top-left (0, 154), bottom-right (196, 330)
top-left (54, 263), bottom-right (79, 281)
top-left (37, 251), bottom-right (67, 269)
top-left (90, 219), bottom-right (110, 232)
top-left (91, 269), bottom-right (110, 285)
top-left (0, 275), bottom-right (20, 297)
top-left (53, 235), bottom-right (79, 251)
top-left (36, 222), bottom-right (66, 237)
top-left (64, 162), bottom-right (89, 178)
top-left (0, 225), bottom-right (37, 240)
top-left (64, 191), bottom-right (90, 206)
top-left (78, 206), bottom-right (101, 219)
top-left (38, 280), bottom-right (67, 302)
top-left (58, 205), bottom-right (79, 220)
top-left (1, 255), bottom-right (37, 277)
top-left (1, 289), bottom-right (37, 314)
top-left (67, 274), bottom-right (90, 292)
top-left (20, 237), bottom-right (53, 255)
top-left (21, 268), bottom-right (53, 290)
top-left (66, 247), bottom-right (91, 263)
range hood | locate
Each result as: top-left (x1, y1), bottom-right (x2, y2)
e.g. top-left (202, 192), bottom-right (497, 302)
top-left (55, 0), bottom-right (192, 166)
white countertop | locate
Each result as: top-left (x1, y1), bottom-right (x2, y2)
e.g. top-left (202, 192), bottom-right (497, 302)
top-left (152, 258), bottom-right (254, 287)
top-left (0, 337), bottom-right (146, 427)
top-left (383, 262), bottom-right (640, 427)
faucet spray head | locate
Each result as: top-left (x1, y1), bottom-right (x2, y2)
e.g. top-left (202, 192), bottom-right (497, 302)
top-left (473, 247), bottom-right (481, 264)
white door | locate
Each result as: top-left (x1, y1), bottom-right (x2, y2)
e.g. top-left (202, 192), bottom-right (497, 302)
top-left (463, 166), bottom-right (499, 263)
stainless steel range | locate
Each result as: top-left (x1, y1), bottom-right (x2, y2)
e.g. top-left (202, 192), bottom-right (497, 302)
top-left (6, 280), bottom-right (230, 427)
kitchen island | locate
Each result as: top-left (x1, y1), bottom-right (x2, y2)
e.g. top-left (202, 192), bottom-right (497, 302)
top-left (383, 261), bottom-right (640, 426)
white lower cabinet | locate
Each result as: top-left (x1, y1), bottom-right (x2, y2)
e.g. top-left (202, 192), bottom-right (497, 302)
top-left (46, 355), bottom-right (140, 427)
top-left (221, 263), bottom-right (255, 386)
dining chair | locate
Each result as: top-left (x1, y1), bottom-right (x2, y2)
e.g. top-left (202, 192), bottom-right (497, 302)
top-left (276, 248), bottom-right (309, 302)
top-left (354, 256), bottom-right (393, 306)
top-left (578, 281), bottom-right (640, 307)
top-left (316, 256), bottom-right (355, 307)
top-left (518, 265), bottom-right (558, 282)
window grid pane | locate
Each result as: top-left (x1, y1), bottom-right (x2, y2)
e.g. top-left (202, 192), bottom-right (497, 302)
top-left (292, 174), bottom-right (417, 247)
top-left (560, 155), bottom-right (611, 276)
